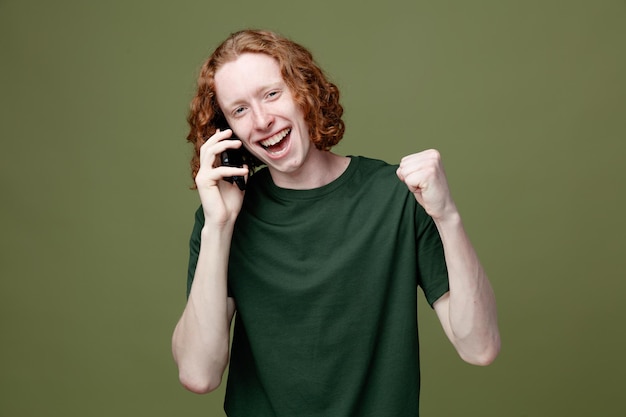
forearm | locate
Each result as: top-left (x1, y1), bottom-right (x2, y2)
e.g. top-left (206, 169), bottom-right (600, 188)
top-left (172, 225), bottom-right (234, 393)
top-left (434, 211), bottom-right (500, 365)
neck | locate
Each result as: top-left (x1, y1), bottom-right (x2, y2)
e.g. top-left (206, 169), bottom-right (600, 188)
top-left (269, 150), bottom-right (350, 190)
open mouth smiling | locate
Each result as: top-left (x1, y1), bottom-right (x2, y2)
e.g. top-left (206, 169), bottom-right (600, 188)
top-left (260, 128), bottom-right (291, 153)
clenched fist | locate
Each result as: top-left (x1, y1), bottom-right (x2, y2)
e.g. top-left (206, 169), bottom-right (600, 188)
top-left (396, 149), bottom-right (458, 221)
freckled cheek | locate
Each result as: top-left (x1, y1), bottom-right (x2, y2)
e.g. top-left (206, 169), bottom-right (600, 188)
top-left (231, 120), bottom-right (253, 143)
top-left (235, 124), bottom-right (260, 154)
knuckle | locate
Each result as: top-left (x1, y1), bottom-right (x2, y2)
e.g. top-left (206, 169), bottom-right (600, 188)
top-left (427, 149), bottom-right (441, 160)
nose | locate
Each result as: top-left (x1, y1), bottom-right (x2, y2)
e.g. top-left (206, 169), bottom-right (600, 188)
top-left (252, 106), bottom-right (273, 131)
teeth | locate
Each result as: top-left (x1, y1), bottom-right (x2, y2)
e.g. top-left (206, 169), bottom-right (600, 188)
top-left (260, 128), bottom-right (290, 148)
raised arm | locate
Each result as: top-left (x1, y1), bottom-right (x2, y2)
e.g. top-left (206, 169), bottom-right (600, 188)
top-left (172, 129), bottom-right (249, 393)
top-left (397, 149), bottom-right (500, 365)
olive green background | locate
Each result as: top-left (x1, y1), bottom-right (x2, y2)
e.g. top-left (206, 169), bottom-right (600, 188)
top-left (1, 1), bottom-right (624, 416)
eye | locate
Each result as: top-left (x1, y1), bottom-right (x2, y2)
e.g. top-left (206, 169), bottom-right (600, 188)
top-left (233, 106), bottom-right (246, 116)
top-left (267, 90), bottom-right (280, 99)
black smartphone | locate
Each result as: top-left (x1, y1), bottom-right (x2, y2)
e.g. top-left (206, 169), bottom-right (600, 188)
top-left (217, 122), bottom-right (246, 191)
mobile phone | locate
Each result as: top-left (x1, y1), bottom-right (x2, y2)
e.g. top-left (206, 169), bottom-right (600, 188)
top-left (218, 125), bottom-right (246, 191)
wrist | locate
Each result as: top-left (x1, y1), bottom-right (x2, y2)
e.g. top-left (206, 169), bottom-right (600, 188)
top-left (201, 221), bottom-right (235, 242)
top-left (201, 210), bottom-right (239, 231)
top-left (432, 207), bottom-right (462, 231)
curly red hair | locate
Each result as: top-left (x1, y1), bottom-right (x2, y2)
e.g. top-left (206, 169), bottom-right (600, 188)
top-left (186, 29), bottom-right (345, 183)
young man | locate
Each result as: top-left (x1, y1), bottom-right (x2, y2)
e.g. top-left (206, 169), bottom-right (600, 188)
top-left (172, 30), bottom-right (500, 416)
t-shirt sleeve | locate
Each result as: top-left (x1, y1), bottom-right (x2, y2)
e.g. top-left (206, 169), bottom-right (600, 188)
top-left (186, 205), bottom-right (205, 298)
top-left (415, 204), bottom-right (450, 307)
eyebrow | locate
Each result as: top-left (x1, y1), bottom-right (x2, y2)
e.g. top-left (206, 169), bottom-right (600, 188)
top-left (254, 80), bottom-right (285, 96)
top-left (221, 79), bottom-right (285, 109)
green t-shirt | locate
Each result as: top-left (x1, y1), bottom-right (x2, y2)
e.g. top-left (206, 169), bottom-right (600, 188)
top-left (187, 156), bottom-right (449, 417)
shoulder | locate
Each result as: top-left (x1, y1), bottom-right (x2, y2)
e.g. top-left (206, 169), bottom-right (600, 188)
top-left (352, 155), bottom-right (397, 171)
top-left (350, 156), bottom-right (403, 190)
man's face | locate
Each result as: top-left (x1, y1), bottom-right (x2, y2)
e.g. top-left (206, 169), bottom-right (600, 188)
top-left (214, 53), bottom-right (312, 177)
